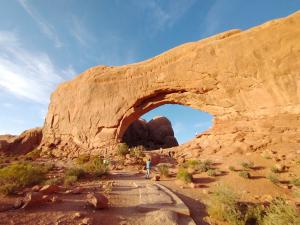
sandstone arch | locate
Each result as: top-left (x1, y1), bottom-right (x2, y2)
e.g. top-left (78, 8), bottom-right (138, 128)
top-left (41, 12), bottom-right (300, 157)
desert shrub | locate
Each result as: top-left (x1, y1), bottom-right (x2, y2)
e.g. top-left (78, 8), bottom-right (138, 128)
top-left (291, 178), bottom-right (300, 187)
top-left (64, 175), bottom-right (78, 186)
top-left (158, 164), bottom-right (169, 177)
top-left (82, 157), bottom-right (109, 177)
top-left (176, 168), bottom-right (193, 183)
top-left (270, 166), bottom-right (281, 173)
top-left (75, 154), bottom-right (91, 165)
top-left (267, 173), bottom-right (279, 185)
top-left (129, 146), bottom-right (145, 158)
top-left (208, 185), bottom-right (244, 225)
top-left (0, 162), bottom-right (47, 195)
top-left (229, 166), bottom-right (236, 171)
top-left (45, 177), bottom-right (63, 186)
top-left (25, 148), bottom-right (42, 160)
top-left (183, 159), bottom-right (213, 172)
top-left (207, 169), bottom-right (217, 177)
top-left (244, 204), bottom-right (265, 225)
top-left (239, 171), bottom-right (250, 179)
top-left (116, 143), bottom-right (129, 157)
top-left (65, 167), bottom-right (85, 179)
top-left (262, 197), bottom-right (300, 225)
top-left (241, 161), bottom-right (254, 170)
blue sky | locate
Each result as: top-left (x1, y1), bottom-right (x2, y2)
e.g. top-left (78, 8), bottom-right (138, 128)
top-left (0, 1), bottom-right (299, 143)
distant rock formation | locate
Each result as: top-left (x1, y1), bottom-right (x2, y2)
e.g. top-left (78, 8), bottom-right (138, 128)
top-left (40, 11), bottom-right (300, 157)
top-left (0, 128), bottom-right (42, 155)
top-left (122, 116), bottom-right (179, 149)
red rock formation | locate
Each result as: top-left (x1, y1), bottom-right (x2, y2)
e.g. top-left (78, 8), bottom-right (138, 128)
top-left (122, 116), bottom-right (178, 149)
top-left (41, 11), bottom-right (300, 157)
top-left (0, 128), bottom-right (43, 155)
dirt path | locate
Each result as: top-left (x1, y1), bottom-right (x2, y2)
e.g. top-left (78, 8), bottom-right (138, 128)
top-left (0, 171), bottom-right (199, 225)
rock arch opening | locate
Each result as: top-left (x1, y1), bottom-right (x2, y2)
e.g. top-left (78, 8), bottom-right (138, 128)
top-left (121, 104), bottom-right (213, 150)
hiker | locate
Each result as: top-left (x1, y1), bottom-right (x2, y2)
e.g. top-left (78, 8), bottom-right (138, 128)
top-left (145, 158), bottom-right (151, 179)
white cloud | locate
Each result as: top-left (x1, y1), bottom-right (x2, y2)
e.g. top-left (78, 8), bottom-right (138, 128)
top-left (132, 0), bottom-right (196, 34)
top-left (0, 31), bottom-right (74, 104)
top-left (18, 0), bottom-right (62, 48)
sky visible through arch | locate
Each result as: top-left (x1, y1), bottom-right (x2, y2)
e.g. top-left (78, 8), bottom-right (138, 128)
top-left (141, 104), bottom-right (213, 144)
top-left (0, 1), bottom-right (300, 143)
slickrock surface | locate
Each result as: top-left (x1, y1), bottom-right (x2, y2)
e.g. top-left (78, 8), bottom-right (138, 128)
top-left (41, 11), bottom-right (300, 157)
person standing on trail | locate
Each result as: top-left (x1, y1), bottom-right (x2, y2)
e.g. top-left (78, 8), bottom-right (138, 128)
top-left (145, 158), bottom-right (151, 179)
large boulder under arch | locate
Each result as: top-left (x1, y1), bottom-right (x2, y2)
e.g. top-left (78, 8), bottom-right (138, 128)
top-left (40, 11), bottom-right (300, 158)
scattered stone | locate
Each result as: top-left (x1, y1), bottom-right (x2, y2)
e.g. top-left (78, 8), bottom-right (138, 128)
top-left (202, 189), bottom-right (208, 194)
top-left (81, 217), bottom-right (93, 225)
top-left (31, 185), bottom-right (41, 192)
top-left (72, 212), bottom-right (85, 219)
top-left (151, 175), bottom-right (160, 181)
top-left (69, 187), bottom-right (84, 194)
top-left (189, 182), bottom-right (197, 189)
top-left (14, 199), bottom-right (24, 209)
top-left (51, 196), bottom-right (62, 203)
top-left (21, 192), bottom-right (45, 208)
top-left (40, 184), bottom-right (60, 194)
top-left (86, 193), bottom-right (109, 209)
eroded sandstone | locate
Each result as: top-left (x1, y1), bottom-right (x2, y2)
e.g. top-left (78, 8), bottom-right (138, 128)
top-left (41, 11), bottom-right (300, 157)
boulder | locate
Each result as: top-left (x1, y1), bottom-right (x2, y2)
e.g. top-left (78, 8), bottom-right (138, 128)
top-left (86, 193), bottom-right (108, 209)
top-left (122, 117), bottom-right (178, 149)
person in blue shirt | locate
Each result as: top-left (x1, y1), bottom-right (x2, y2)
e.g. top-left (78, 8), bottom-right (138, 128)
top-left (145, 158), bottom-right (151, 179)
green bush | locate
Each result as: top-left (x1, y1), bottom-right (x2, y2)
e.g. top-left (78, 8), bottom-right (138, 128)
top-left (244, 204), bottom-right (265, 225)
top-left (65, 167), bottom-right (85, 179)
top-left (116, 143), bottom-right (129, 157)
top-left (25, 148), bottom-right (42, 160)
top-left (0, 162), bottom-right (47, 195)
top-left (270, 166), bottom-right (280, 173)
top-left (184, 159), bottom-right (213, 172)
top-left (262, 198), bottom-right (300, 225)
top-left (158, 164), bottom-right (169, 177)
top-left (267, 173), bottom-right (279, 185)
top-left (64, 175), bottom-right (78, 186)
top-left (239, 171), bottom-right (250, 179)
top-left (208, 185), bottom-right (244, 225)
top-left (82, 157), bottom-right (109, 177)
top-left (229, 166), bottom-right (236, 171)
top-left (75, 154), bottom-right (91, 165)
top-left (207, 169), bottom-right (218, 177)
top-left (208, 187), bottom-right (300, 225)
top-left (176, 168), bottom-right (193, 183)
top-left (45, 177), bottom-right (63, 186)
top-left (241, 161), bottom-right (254, 170)
top-left (291, 178), bottom-right (300, 187)
top-left (129, 146), bottom-right (145, 158)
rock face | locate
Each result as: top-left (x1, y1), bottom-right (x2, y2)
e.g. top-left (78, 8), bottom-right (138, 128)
top-left (122, 116), bottom-right (179, 149)
top-left (41, 12), bottom-right (300, 157)
top-left (0, 128), bottom-right (43, 155)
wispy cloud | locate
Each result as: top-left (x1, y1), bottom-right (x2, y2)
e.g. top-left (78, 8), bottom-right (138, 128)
top-left (132, 0), bottom-right (196, 34)
top-left (0, 31), bottom-right (74, 104)
top-left (70, 16), bottom-right (96, 47)
top-left (18, 0), bottom-right (62, 47)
